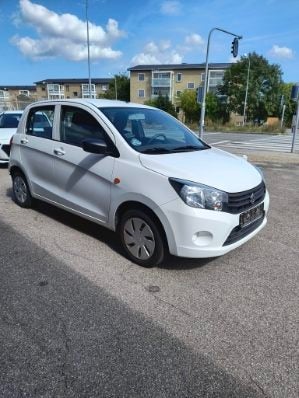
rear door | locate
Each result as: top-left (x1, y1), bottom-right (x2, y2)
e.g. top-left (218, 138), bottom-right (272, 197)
top-left (52, 104), bottom-right (115, 223)
top-left (18, 104), bottom-right (57, 199)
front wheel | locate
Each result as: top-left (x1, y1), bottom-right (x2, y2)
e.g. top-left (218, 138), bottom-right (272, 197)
top-left (119, 209), bottom-right (165, 267)
top-left (12, 172), bottom-right (32, 208)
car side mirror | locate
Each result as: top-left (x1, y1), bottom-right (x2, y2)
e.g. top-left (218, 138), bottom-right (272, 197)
top-left (81, 138), bottom-right (119, 157)
top-left (82, 138), bottom-right (108, 154)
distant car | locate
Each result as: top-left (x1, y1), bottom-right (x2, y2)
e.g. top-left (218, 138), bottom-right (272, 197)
top-left (9, 99), bottom-right (269, 266)
top-left (0, 111), bottom-right (23, 164)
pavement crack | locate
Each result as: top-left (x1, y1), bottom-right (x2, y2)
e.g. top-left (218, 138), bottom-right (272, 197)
top-left (248, 375), bottom-right (270, 398)
top-left (53, 238), bottom-right (94, 262)
top-left (151, 293), bottom-right (192, 318)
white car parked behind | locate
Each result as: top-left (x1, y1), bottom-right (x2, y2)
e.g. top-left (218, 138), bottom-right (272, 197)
top-left (0, 110), bottom-right (23, 164)
top-left (9, 99), bottom-right (269, 266)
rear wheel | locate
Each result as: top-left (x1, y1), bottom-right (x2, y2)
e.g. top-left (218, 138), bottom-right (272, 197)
top-left (119, 209), bottom-right (165, 267)
top-left (12, 171), bottom-right (32, 208)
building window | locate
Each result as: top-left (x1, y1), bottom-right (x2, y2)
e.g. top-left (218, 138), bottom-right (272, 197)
top-left (0, 90), bottom-right (10, 99)
top-left (73, 92), bottom-right (78, 97)
top-left (176, 73), bottom-right (182, 82)
top-left (101, 84), bottom-right (108, 91)
top-left (81, 84), bottom-right (96, 99)
top-left (200, 70), bottom-right (225, 92)
top-left (176, 90), bottom-right (182, 97)
top-left (187, 82), bottom-right (195, 89)
top-left (138, 89), bottom-right (145, 98)
top-left (47, 84), bottom-right (64, 99)
top-left (42, 87), bottom-right (46, 91)
top-left (19, 90), bottom-right (29, 97)
top-left (138, 73), bottom-right (145, 81)
top-left (65, 85), bottom-right (69, 92)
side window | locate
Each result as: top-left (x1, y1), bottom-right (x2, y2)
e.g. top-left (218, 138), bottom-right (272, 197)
top-left (60, 106), bottom-right (106, 147)
top-left (26, 106), bottom-right (54, 139)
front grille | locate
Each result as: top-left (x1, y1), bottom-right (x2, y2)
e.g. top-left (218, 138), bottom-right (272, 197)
top-left (224, 181), bottom-right (266, 214)
top-left (1, 144), bottom-right (10, 156)
top-left (223, 214), bottom-right (265, 246)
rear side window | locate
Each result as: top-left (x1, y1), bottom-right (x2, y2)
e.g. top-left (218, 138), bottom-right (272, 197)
top-left (60, 106), bottom-right (106, 147)
top-left (26, 106), bottom-right (54, 139)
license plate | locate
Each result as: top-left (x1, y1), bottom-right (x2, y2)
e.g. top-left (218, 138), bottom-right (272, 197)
top-left (240, 203), bottom-right (264, 227)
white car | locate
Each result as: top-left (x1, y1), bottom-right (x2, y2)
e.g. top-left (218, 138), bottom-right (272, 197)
top-left (9, 99), bottom-right (269, 266)
top-left (0, 111), bottom-right (23, 163)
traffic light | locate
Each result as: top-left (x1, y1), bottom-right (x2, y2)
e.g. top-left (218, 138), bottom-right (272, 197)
top-left (231, 38), bottom-right (239, 58)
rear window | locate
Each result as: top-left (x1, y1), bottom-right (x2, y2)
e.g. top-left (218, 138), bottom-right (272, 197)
top-left (0, 113), bottom-right (22, 128)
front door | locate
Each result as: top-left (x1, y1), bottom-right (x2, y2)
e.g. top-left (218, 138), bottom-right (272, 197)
top-left (52, 104), bottom-right (115, 224)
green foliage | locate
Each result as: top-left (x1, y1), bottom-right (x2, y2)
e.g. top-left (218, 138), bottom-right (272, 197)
top-left (179, 90), bottom-right (200, 123)
top-left (144, 94), bottom-right (177, 117)
top-left (102, 73), bottom-right (130, 102)
top-left (205, 92), bottom-right (230, 124)
top-left (219, 52), bottom-right (283, 123)
top-left (279, 82), bottom-right (297, 127)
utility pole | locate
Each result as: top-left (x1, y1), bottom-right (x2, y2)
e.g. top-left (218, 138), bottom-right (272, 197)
top-left (291, 83), bottom-right (299, 153)
top-left (243, 54), bottom-right (251, 126)
top-left (85, 0), bottom-right (92, 98)
top-left (199, 27), bottom-right (242, 139)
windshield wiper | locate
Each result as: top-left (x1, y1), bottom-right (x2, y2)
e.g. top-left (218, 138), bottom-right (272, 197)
top-left (141, 147), bottom-right (173, 154)
top-left (172, 145), bottom-right (206, 152)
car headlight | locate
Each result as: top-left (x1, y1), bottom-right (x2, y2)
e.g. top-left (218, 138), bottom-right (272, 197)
top-left (169, 178), bottom-right (228, 211)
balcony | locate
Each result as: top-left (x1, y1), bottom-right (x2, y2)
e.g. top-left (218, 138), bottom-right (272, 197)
top-left (152, 78), bottom-right (171, 87)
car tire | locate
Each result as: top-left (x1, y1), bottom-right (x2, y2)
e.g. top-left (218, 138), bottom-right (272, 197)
top-left (119, 209), bottom-right (165, 267)
top-left (12, 171), bottom-right (32, 208)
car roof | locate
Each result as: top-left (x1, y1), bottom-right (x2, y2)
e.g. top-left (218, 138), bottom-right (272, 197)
top-left (27, 98), bottom-right (154, 110)
top-left (0, 110), bottom-right (23, 114)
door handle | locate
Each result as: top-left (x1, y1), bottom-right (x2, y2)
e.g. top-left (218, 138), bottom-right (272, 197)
top-left (54, 148), bottom-right (66, 156)
top-left (20, 138), bottom-right (28, 144)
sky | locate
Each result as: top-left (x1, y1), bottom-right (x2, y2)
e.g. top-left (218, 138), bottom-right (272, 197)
top-left (0, 0), bottom-right (298, 85)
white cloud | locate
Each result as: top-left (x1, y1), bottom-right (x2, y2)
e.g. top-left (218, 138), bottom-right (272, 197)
top-left (185, 34), bottom-right (204, 47)
top-left (160, 1), bottom-right (181, 15)
top-left (131, 40), bottom-right (183, 65)
top-left (268, 45), bottom-right (294, 59)
top-left (11, 0), bottom-right (125, 61)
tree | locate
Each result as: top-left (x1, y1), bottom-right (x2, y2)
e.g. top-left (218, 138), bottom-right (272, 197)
top-left (144, 94), bottom-right (177, 117)
top-left (179, 90), bottom-right (200, 123)
top-left (102, 73), bottom-right (130, 102)
top-left (219, 52), bottom-right (283, 123)
top-left (205, 92), bottom-right (230, 124)
top-left (279, 82), bottom-right (297, 127)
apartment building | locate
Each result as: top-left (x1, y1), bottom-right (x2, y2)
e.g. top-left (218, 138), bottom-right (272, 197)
top-left (128, 63), bottom-right (231, 107)
top-left (0, 85), bottom-right (37, 111)
top-left (34, 78), bottom-right (113, 100)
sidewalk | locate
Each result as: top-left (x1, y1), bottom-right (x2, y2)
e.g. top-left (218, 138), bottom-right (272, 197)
top-left (226, 148), bottom-right (299, 166)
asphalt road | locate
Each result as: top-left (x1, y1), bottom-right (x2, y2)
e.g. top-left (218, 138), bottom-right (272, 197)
top-left (0, 158), bottom-right (298, 398)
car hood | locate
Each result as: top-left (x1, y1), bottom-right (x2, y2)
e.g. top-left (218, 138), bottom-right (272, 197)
top-left (139, 147), bottom-right (262, 193)
top-left (0, 128), bottom-right (16, 143)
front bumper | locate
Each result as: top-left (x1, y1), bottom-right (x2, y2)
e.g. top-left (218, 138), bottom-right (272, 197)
top-left (159, 190), bottom-right (270, 258)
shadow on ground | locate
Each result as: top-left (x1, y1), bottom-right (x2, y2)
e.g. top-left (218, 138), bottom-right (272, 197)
top-left (0, 219), bottom-right (264, 397)
top-left (6, 187), bottom-right (214, 270)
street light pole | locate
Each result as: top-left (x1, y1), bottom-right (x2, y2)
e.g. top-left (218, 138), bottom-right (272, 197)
top-left (85, 0), bottom-right (92, 98)
top-left (199, 27), bottom-right (242, 139)
top-left (114, 76), bottom-right (118, 100)
top-left (243, 54), bottom-right (251, 126)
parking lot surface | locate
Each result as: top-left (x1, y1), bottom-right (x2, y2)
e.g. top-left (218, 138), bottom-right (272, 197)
top-left (0, 153), bottom-right (298, 397)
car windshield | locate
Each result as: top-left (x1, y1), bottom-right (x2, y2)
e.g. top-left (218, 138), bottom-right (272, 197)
top-left (99, 107), bottom-right (209, 154)
top-left (0, 113), bottom-right (22, 128)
